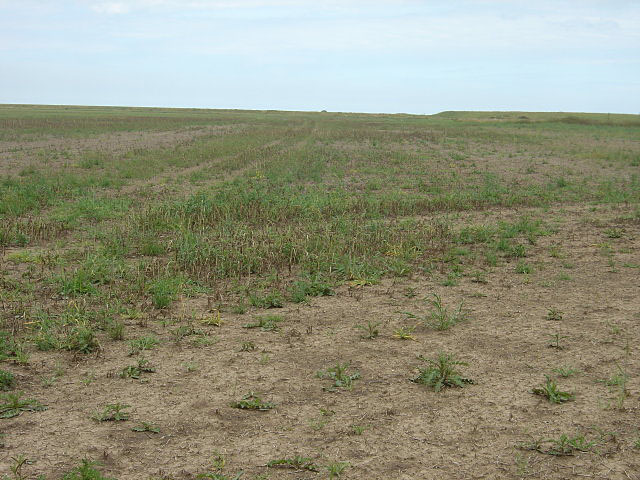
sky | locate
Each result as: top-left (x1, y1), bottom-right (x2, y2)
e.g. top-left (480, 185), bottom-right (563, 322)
top-left (0, 0), bottom-right (639, 114)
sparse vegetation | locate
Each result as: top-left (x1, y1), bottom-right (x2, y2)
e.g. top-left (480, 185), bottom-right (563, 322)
top-left (412, 353), bottom-right (473, 392)
top-left (317, 363), bottom-right (361, 391)
top-left (532, 376), bottom-right (575, 403)
top-left (230, 393), bottom-right (275, 411)
top-left (1, 105), bottom-right (639, 479)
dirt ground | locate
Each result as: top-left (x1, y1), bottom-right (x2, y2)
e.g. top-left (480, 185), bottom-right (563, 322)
top-left (2, 204), bottom-right (639, 479)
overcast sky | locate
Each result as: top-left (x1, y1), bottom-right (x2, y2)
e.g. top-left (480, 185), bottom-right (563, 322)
top-left (1, 0), bottom-right (639, 113)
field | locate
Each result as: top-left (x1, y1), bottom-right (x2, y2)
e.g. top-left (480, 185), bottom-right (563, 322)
top-left (1, 104), bottom-right (639, 479)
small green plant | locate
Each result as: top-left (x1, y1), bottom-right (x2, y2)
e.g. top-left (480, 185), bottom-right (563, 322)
top-left (149, 278), bottom-right (179, 309)
top-left (531, 376), bottom-right (574, 403)
top-left (201, 310), bottom-right (223, 326)
top-left (515, 261), bottom-right (533, 274)
top-left (239, 341), bottom-right (256, 352)
top-left (267, 456), bottom-right (320, 472)
top-left (548, 333), bottom-right (568, 349)
top-left (129, 336), bottom-right (159, 355)
top-left (412, 353), bottom-right (473, 392)
top-left (326, 461), bottom-right (349, 479)
top-left (61, 459), bottom-right (115, 480)
top-left (0, 392), bottom-right (46, 418)
top-left (249, 290), bottom-right (283, 309)
top-left (427, 293), bottom-right (467, 330)
top-left (131, 422), bottom-right (160, 433)
top-left (120, 358), bottom-right (156, 379)
top-left (92, 403), bottom-right (130, 421)
top-left (317, 363), bottom-right (361, 391)
top-left (393, 325), bottom-right (416, 340)
top-left (243, 315), bottom-right (282, 331)
top-left (351, 424), bottom-right (368, 435)
top-left (105, 319), bottom-right (125, 340)
top-left (231, 392), bottom-right (275, 411)
top-left (5, 455), bottom-right (31, 480)
top-left (552, 366), bottom-right (578, 378)
top-left (0, 370), bottom-right (16, 391)
top-left (604, 228), bottom-right (623, 238)
top-left (546, 309), bottom-right (563, 321)
top-left (518, 434), bottom-right (596, 456)
top-left (355, 320), bottom-right (381, 339)
top-left (183, 361), bottom-right (199, 372)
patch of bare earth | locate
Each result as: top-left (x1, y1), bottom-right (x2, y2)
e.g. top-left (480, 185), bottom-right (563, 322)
top-left (2, 205), bottom-right (639, 479)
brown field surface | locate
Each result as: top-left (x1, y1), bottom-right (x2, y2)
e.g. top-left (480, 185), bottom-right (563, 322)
top-left (1, 105), bottom-right (639, 479)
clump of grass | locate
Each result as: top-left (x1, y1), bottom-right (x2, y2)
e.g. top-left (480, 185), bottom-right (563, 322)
top-left (149, 277), bottom-right (180, 309)
top-left (131, 422), bottom-right (160, 433)
top-left (230, 392), bottom-right (275, 411)
top-left (552, 366), bottom-right (579, 378)
top-left (267, 456), bottom-right (320, 472)
top-left (289, 276), bottom-right (333, 303)
top-left (393, 325), bottom-right (416, 340)
top-left (201, 310), bottom-right (223, 326)
top-left (120, 358), bottom-right (156, 379)
top-left (129, 336), bottom-right (159, 355)
top-left (0, 392), bottom-right (47, 418)
top-left (317, 362), bottom-right (361, 391)
top-left (412, 353), bottom-right (473, 392)
top-left (426, 293), bottom-right (467, 330)
top-left (515, 261), bottom-right (533, 274)
top-left (531, 376), bottom-right (574, 403)
top-left (105, 319), bottom-right (125, 340)
top-left (243, 315), bottom-right (282, 331)
top-left (0, 370), bottom-right (16, 391)
top-left (546, 309), bottom-right (563, 321)
top-left (326, 461), bottom-right (350, 479)
top-left (518, 434), bottom-right (596, 456)
top-left (249, 290), bottom-right (283, 309)
top-left (61, 459), bottom-right (115, 480)
top-left (64, 325), bottom-right (100, 354)
top-left (92, 403), bottom-right (130, 421)
top-left (355, 320), bottom-right (381, 339)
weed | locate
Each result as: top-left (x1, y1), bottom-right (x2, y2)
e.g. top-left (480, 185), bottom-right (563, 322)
top-left (267, 457), bottom-right (320, 472)
top-left (120, 358), bottom-right (156, 379)
top-left (548, 333), bottom-right (568, 349)
top-left (518, 434), bottom-right (596, 456)
top-left (552, 366), bottom-right (578, 378)
top-left (0, 370), bottom-right (15, 391)
top-left (326, 461), bottom-right (349, 479)
top-left (317, 362), bottom-right (361, 391)
top-left (351, 424), bottom-right (368, 435)
top-left (243, 315), bottom-right (282, 332)
top-left (239, 341), bottom-right (257, 352)
top-left (0, 392), bottom-right (46, 418)
top-left (546, 309), bottom-right (563, 321)
top-left (604, 228), bottom-right (623, 238)
top-left (412, 353), bottom-right (473, 392)
top-left (183, 361), bottom-right (199, 372)
top-left (61, 459), bottom-right (115, 480)
top-left (201, 311), bottom-right (223, 326)
top-left (393, 325), bottom-right (416, 340)
top-left (131, 422), bottom-right (160, 433)
top-left (355, 320), bottom-right (381, 339)
top-left (515, 261), bottom-right (533, 274)
top-left (129, 336), bottom-right (159, 355)
top-left (231, 392), bottom-right (275, 411)
top-left (427, 293), bottom-right (467, 330)
top-left (249, 290), bottom-right (283, 309)
top-left (105, 319), bottom-right (125, 340)
top-left (289, 276), bottom-right (333, 303)
top-left (92, 403), bottom-right (130, 421)
top-left (531, 376), bottom-right (574, 403)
